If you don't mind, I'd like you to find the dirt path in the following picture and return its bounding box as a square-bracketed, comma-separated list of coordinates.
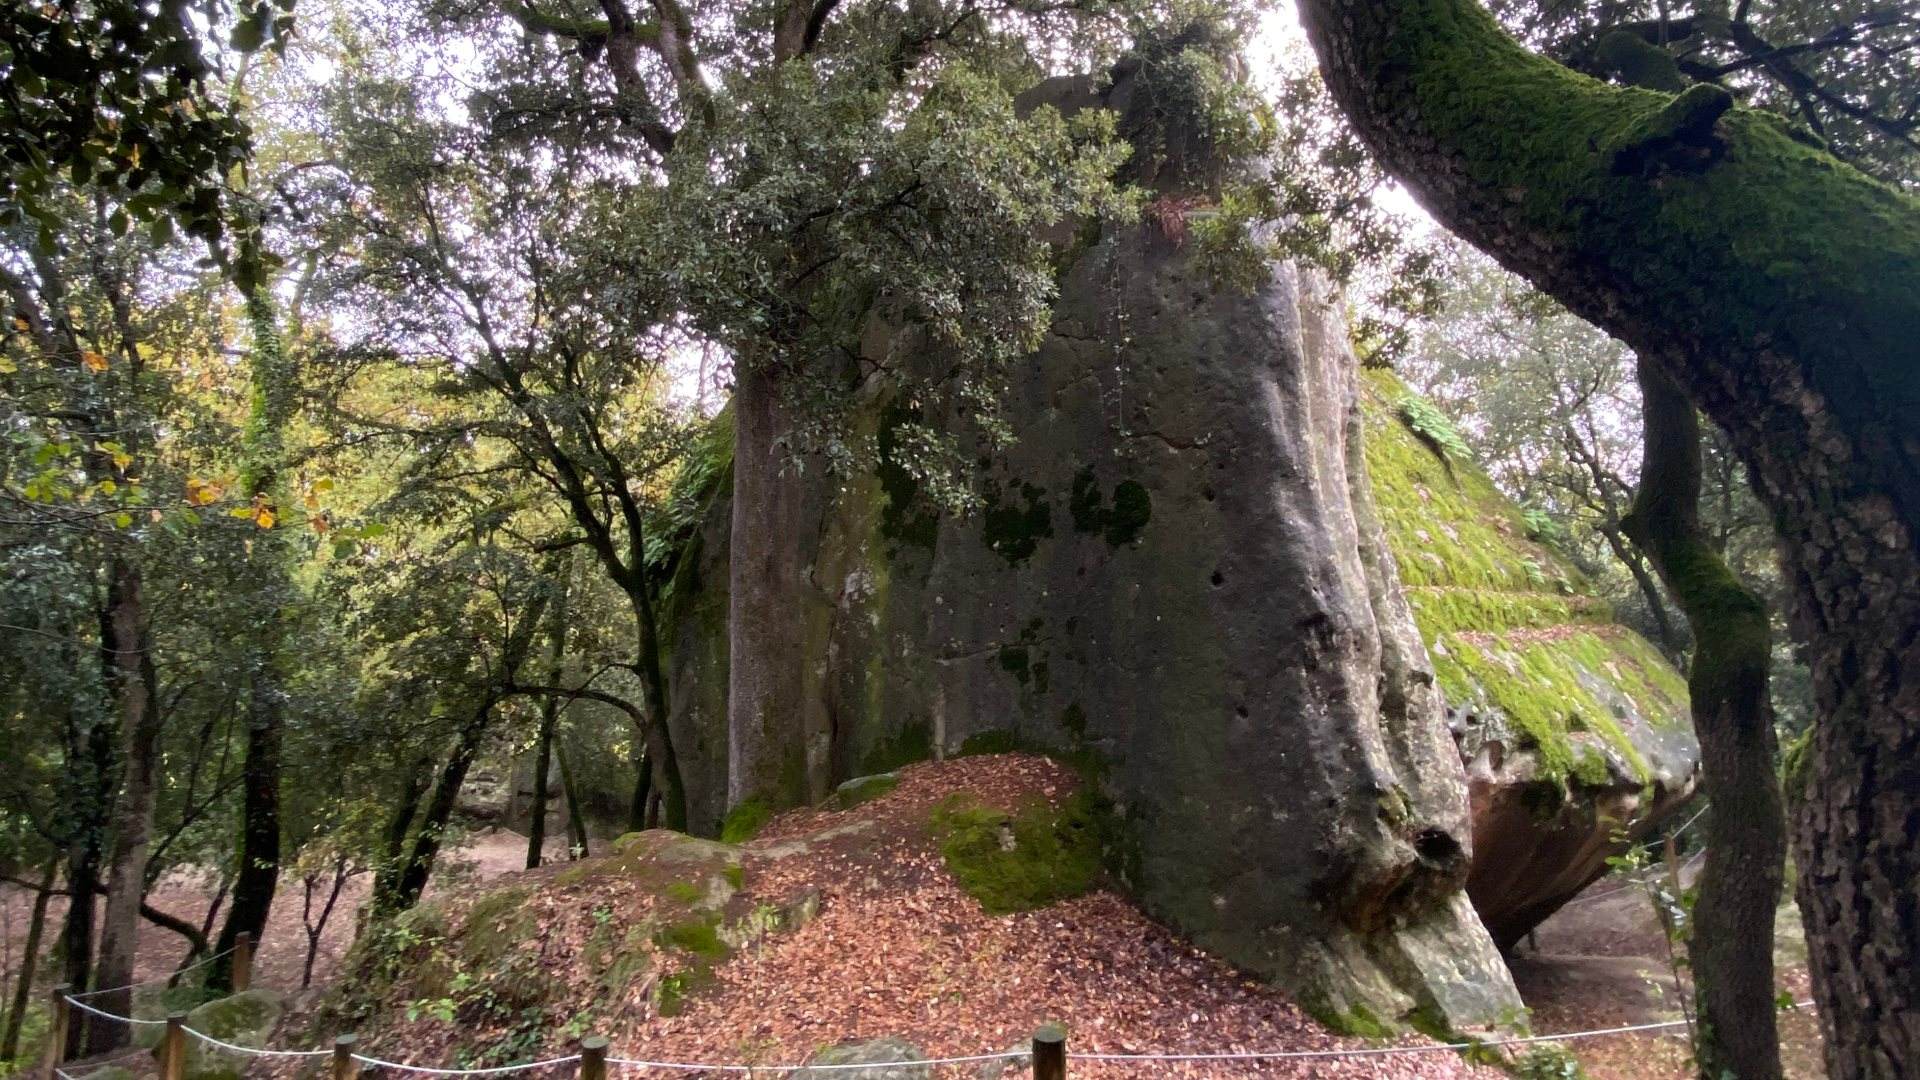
[0, 830, 552, 1000]
[1513, 874, 1826, 1078]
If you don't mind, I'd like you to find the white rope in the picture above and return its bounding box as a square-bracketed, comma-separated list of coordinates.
[351, 1053, 585, 1075]
[183, 1025, 334, 1058]
[68, 947, 236, 1000]
[605, 1050, 1027, 1073]
[1065, 1000, 1816, 1063]
[62, 996, 167, 1027]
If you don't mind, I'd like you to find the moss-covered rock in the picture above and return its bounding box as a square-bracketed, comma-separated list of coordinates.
[182, 989, 284, 1080]
[1359, 367, 1699, 946]
[930, 792, 1103, 914]
[825, 772, 901, 811]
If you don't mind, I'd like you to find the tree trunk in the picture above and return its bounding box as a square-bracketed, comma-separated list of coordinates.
[1622, 360, 1785, 1080]
[211, 291, 298, 991]
[389, 714, 489, 914]
[1, 860, 56, 1061]
[556, 747, 590, 857]
[725, 362, 827, 812]
[630, 584, 686, 830]
[89, 559, 159, 1054]
[1598, 521, 1686, 660]
[1294, 3, 1920, 1072]
[368, 758, 432, 921]
[526, 561, 571, 869]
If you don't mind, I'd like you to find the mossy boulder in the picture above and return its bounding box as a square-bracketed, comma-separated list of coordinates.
[825, 772, 900, 811]
[794, 1037, 932, 1079]
[1359, 367, 1700, 947]
[182, 989, 285, 1080]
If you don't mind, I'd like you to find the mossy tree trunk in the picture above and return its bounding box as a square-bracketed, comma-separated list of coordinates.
[1622, 360, 1785, 1080]
[1, 859, 56, 1061]
[211, 291, 298, 992]
[1294, 2, 1920, 1073]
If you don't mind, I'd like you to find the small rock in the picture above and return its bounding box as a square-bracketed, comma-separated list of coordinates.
[789, 1037, 930, 1079]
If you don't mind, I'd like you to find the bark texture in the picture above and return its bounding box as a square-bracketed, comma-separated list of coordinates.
[1623, 360, 1784, 1080]
[88, 560, 158, 1053]
[1293, 2, 1920, 1073]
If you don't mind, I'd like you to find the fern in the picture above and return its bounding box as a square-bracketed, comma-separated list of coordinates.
[1395, 394, 1471, 463]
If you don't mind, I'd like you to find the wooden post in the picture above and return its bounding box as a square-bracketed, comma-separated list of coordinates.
[1031, 1024, 1065, 1080]
[580, 1036, 608, 1080]
[41, 985, 69, 1080]
[159, 1013, 188, 1080]
[233, 932, 254, 993]
[332, 1034, 359, 1080]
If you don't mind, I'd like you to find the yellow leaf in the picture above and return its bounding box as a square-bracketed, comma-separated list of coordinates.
[81, 350, 109, 372]
[309, 514, 330, 535]
[229, 507, 256, 519]
[0, 357, 17, 373]
[254, 507, 276, 529]
[97, 478, 117, 496]
[111, 450, 132, 470]
[186, 477, 223, 506]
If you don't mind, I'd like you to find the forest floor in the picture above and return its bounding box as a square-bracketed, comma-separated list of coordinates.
[3, 755, 1827, 1078]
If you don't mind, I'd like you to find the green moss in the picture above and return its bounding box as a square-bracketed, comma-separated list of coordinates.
[958, 729, 1021, 756]
[859, 721, 932, 775]
[720, 799, 773, 844]
[1360, 369, 1689, 786]
[657, 915, 729, 960]
[1059, 702, 1088, 740]
[663, 881, 703, 904]
[979, 479, 1052, 564]
[826, 772, 901, 810]
[723, 864, 745, 890]
[654, 969, 712, 1017]
[459, 886, 536, 967]
[930, 790, 1103, 914]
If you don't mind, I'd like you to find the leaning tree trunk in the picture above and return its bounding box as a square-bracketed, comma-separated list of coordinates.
[1295, 3, 1920, 1073]
[211, 291, 298, 992]
[1622, 360, 1785, 1080]
[89, 560, 159, 1054]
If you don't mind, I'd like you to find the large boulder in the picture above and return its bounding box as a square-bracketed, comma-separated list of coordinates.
[658, 154, 1522, 1033]
[1356, 368, 1699, 947]
[650, 48, 1691, 1030]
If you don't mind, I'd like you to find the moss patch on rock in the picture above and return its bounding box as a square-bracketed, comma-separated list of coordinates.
[930, 790, 1103, 913]
[827, 772, 901, 810]
[1360, 368, 1689, 787]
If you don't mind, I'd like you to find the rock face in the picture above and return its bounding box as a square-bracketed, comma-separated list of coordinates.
[657, 105, 1521, 1030]
[650, 57, 1694, 1032]
[1356, 369, 1699, 948]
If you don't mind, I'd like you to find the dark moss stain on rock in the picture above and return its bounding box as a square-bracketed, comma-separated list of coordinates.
[1060, 701, 1088, 740]
[980, 479, 1052, 564]
[998, 645, 1032, 685]
[859, 721, 932, 776]
[1069, 466, 1153, 547]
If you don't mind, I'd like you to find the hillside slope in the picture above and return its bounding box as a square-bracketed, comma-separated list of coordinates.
[317, 755, 1503, 1079]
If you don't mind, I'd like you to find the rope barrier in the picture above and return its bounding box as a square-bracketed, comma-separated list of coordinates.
[62, 995, 167, 1027]
[67, 947, 236, 1000]
[1063, 1001, 1816, 1063]
[350, 1053, 586, 1075]
[603, 1050, 1028, 1073]
[182, 1025, 334, 1059]
[94, 1003, 1818, 1073]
